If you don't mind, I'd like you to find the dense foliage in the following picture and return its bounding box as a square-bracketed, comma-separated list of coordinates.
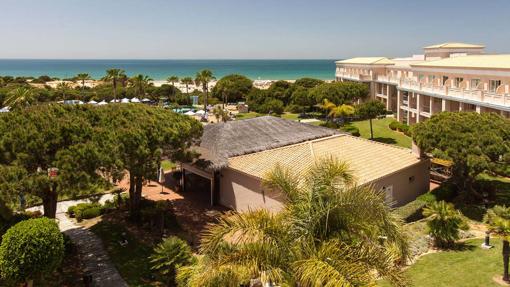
[412, 112, 510, 195]
[0, 104, 202, 218]
[485, 205, 510, 281]
[0, 217, 64, 284]
[356, 100, 388, 139]
[150, 236, 194, 285]
[177, 158, 409, 286]
[211, 74, 253, 103]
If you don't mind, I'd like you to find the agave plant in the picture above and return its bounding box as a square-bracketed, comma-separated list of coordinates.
[177, 157, 410, 286]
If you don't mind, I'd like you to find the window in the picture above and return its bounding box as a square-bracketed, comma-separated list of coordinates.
[442, 76, 449, 85]
[470, 79, 481, 89]
[489, 80, 502, 93]
[409, 176, 415, 183]
[454, 77, 464, 88]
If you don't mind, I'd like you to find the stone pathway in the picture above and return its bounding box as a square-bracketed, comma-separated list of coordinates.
[29, 194, 128, 287]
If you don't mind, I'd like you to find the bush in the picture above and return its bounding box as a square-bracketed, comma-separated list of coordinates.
[0, 218, 64, 284]
[320, 121, 340, 129]
[389, 120, 400, 131]
[150, 236, 194, 285]
[397, 123, 410, 136]
[393, 199, 428, 223]
[68, 202, 102, 221]
[341, 125, 360, 137]
[423, 201, 467, 248]
[80, 207, 102, 220]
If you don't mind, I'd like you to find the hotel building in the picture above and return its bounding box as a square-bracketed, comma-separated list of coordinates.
[335, 43, 510, 124]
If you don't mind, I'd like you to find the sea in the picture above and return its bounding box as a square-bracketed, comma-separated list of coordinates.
[0, 59, 336, 81]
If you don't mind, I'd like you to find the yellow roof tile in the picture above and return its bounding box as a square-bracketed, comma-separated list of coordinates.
[336, 57, 394, 65]
[228, 135, 421, 185]
[424, 42, 485, 49]
[412, 54, 510, 69]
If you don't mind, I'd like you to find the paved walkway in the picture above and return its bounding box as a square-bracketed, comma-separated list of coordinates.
[29, 194, 128, 287]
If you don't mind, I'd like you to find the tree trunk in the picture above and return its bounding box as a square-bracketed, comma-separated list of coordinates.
[128, 173, 136, 208]
[504, 240, 510, 282]
[113, 79, 117, 102]
[43, 189, 58, 218]
[369, 118, 374, 140]
[204, 84, 208, 111]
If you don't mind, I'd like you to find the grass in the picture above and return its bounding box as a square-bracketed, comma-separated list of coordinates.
[161, 159, 176, 171]
[90, 221, 160, 287]
[234, 111, 263, 120]
[345, 117, 412, 148]
[379, 238, 504, 287]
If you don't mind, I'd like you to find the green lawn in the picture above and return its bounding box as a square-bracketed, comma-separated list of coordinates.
[90, 221, 159, 287]
[234, 112, 263, 120]
[346, 117, 412, 148]
[379, 238, 504, 287]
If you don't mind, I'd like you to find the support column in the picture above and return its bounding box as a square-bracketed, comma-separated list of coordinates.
[429, 96, 434, 115]
[441, 99, 450, 112]
[397, 90, 402, 122]
[416, 93, 421, 123]
[476, 105, 481, 113]
[459, 102, 463, 111]
[386, 84, 390, 110]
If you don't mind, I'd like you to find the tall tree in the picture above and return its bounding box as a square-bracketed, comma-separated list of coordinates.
[104, 68, 126, 102]
[485, 205, 510, 282]
[130, 74, 153, 98]
[167, 76, 179, 87]
[211, 74, 253, 104]
[4, 87, 35, 110]
[320, 99, 355, 123]
[412, 112, 510, 195]
[75, 73, 91, 94]
[356, 100, 387, 140]
[56, 82, 72, 101]
[0, 105, 113, 218]
[194, 70, 215, 110]
[180, 77, 194, 105]
[178, 158, 409, 286]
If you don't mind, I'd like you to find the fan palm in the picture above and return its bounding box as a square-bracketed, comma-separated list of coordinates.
[167, 76, 179, 87]
[5, 87, 36, 110]
[485, 205, 510, 282]
[150, 236, 194, 286]
[130, 74, 153, 98]
[179, 158, 409, 286]
[422, 201, 466, 248]
[104, 68, 126, 102]
[195, 70, 215, 110]
[75, 73, 91, 94]
[181, 77, 194, 105]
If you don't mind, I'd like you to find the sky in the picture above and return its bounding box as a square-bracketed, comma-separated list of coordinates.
[1, 0, 509, 59]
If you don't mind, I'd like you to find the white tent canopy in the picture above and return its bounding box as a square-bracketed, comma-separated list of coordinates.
[88, 100, 98, 105]
[141, 98, 151, 103]
[184, 110, 196, 116]
[97, 100, 108, 105]
[110, 99, 119, 103]
[121, 98, 130, 103]
[195, 110, 206, 115]
[130, 97, 141, 103]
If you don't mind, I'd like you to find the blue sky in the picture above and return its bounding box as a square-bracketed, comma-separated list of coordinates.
[1, 0, 509, 59]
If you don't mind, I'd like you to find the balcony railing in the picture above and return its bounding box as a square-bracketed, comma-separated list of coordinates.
[399, 79, 510, 107]
[336, 72, 373, 81]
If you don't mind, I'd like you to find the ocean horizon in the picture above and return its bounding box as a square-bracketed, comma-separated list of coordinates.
[0, 59, 337, 81]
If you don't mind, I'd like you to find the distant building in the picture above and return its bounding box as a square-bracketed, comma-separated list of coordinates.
[181, 117, 429, 211]
[335, 43, 510, 124]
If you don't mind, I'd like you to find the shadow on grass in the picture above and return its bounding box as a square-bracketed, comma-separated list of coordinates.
[373, 137, 397, 145]
[450, 241, 477, 252]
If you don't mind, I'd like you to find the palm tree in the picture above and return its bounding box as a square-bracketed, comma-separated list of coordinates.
[212, 106, 230, 123]
[423, 201, 466, 248]
[75, 73, 91, 94]
[167, 75, 179, 87]
[130, 74, 153, 98]
[104, 68, 126, 102]
[194, 70, 215, 110]
[180, 77, 193, 95]
[320, 99, 354, 124]
[178, 158, 409, 286]
[485, 205, 510, 282]
[56, 82, 72, 101]
[5, 87, 36, 110]
[150, 236, 193, 286]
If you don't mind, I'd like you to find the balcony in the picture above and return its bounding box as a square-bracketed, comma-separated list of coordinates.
[336, 72, 373, 82]
[398, 79, 510, 108]
[376, 75, 400, 84]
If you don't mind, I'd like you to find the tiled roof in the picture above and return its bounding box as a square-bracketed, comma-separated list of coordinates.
[424, 42, 485, 49]
[228, 135, 422, 185]
[411, 54, 510, 69]
[335, 57, 394, 65]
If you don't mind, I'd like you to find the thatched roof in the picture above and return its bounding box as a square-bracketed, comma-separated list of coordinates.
[197, 116, 341, 169]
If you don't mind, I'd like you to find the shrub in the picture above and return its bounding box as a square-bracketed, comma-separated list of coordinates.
[320, 121, 340, 129]
[69, 202, 102, 221]
[80, 207, 102, 220]
[0, 218, 64, 284]
[393, 199, 428, 223]
[341, 125, 360, 137]
[389, 120, 400, 131]
[423, 201, 467, 248]
[150, 236, 194, 285]
[397, 123, 410, 136]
